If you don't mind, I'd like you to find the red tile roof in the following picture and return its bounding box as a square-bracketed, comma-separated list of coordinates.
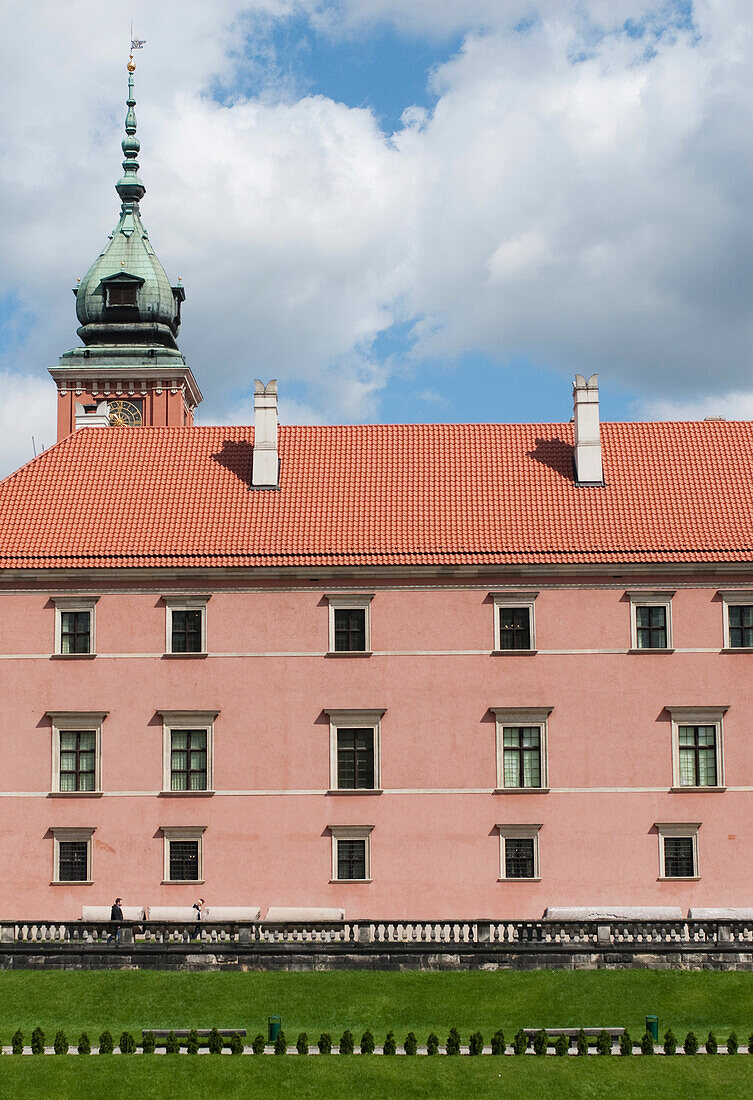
[0, 421, 752, 569]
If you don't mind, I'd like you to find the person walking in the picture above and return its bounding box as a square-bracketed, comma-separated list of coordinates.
[193, 898, 205, 938]
[109, 897, 124, 944]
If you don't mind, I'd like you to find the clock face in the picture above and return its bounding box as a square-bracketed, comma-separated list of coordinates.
[109, 399, 143, 427]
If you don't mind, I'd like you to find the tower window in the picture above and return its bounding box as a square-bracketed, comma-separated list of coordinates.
[106, 284, 138, 307]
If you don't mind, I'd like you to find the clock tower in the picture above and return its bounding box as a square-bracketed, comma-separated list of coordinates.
[49, 58, 202, 438]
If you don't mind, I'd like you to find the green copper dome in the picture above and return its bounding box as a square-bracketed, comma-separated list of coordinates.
[75, 68, 184, 350]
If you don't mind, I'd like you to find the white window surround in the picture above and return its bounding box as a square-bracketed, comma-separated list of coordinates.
[161, 825, 206, 883]
[655, 821, 701, 880]
[329, 825, 374, 882]
[491, 707, 552, 792]
[51, 826, 95, 884]
[52, 596, 99, 656]
[496, 823, 542, 881]
[326, 593, 374, 654]
[719, 591, 753, 650]
[627, 590, 675, 651]
[163, 595, 210, 655]
[47, 711, 107, 796]
[667, 706, 728, 791]
[324, 709, 384, 793]
[158, 710, 218, 795]
[490, 592, 538, 653]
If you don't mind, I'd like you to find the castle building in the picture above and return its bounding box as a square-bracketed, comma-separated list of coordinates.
[1, 65, 752, 921]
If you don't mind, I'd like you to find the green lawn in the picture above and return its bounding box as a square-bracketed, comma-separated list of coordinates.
[0, 969, 751, 1041]
[2, 1057, 753, 1100]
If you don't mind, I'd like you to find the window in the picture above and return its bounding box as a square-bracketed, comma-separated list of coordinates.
[326, 594, 373, 654]
[52, 827, 94, 883]
[159, 711, 217, 794]
[668, 707, 726, 790]
[492, 708, 551, 791]
[164, 596, 210, 655]
[491, 593, 538, 653]
[162, 826, 205, 883]
[106, 283, 138, 306]
[329, 826, 373, 881]
[720, 592, 753, 649]
[628, 592, 674, 650]
[325, 710, 384, 792]
[656, 823, 700, 879]
[53, 596, 98, 656]
[497, 824, 541, 880]
[48, 711, 106, 795]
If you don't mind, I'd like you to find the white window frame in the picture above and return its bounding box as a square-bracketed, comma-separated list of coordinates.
[491, 592, 538, 653]
[719, 591, 753, 651]
[161, 825, 206, 884]
[491, 707, 552, 791]
[158, 710, 218, 794]
[326, 594, 374, 654]
[329, 825, 374, 882]
[497, 823, 542, 881]
[656, 822, 700, 880]
[667, 706, 727, 791]
[163, 595, 210, 655]
[52, 826, 95, 884]
[48, 711, 107, 795]
[53, 596, 99, 656]
[325, 709, 384, 793]
[627, 590, 675, 651]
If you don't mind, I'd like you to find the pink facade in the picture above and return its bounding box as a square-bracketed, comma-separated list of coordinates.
[1, 574, 751, 920]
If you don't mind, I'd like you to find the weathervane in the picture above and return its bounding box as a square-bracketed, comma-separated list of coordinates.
[129, 22, 146, 70]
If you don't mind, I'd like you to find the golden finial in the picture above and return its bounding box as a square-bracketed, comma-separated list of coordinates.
[127, 54, 136, 73]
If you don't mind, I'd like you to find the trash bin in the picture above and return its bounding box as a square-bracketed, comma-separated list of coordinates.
[645, 1015, 659, 1042]
[268, 1016, 282, 1043]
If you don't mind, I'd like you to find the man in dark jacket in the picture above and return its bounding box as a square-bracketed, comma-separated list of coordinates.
[109, 898, 124, 944]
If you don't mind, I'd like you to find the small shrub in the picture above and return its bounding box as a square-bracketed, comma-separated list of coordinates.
[705, 1031, 718, 1055]
[663, 1029, 677, 1056]
[141, 1031, 155, 1054]
[404, 1032, 418, 1056]
[576, 1030, 589, 1056]
[11, 1029, 23, 1055]
[120, 1030, 136, 1054]
[186, 1029, 199, 1055]
[78, 1032, 91, 1056]
[684, 1031, 699, 1055]
[426, 1032, 439, 1056]
[383, 1031, 397, 1055]
[229, 1033, 243, 1055]
[98, 1030, 114, 1055]
[619, 1031, 633, 1056]
[748, 1032, 753, 1053]
[469, 1031, 484, 1056]
[252, 1033, 266, 1055]
[533, 1029, 548, 1056]
[53, 1030, 68, 1055]
[491, 1029, 505, 1055]
[596, 1030, 612, 1056]
[727, 1031, 738, 1055]
[164, 1031, 179, 1054]
[512, 1028, 528, 1055]
[641, 1032, 654, 1055]
[31, 1027, 45, 1055]
[318, 1032, 332, 1055]
[555, 1034, 569, 1056]
[274, 1029, 287, 1055]
[296, 1032, 308, 1055]
[208, 1027, 223, 1055]
[339, 1029, 354, 1055]
[445, 1028, 460, 1055]
[360, 1029, 375, 1054]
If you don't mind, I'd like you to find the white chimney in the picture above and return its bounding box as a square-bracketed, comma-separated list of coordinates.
[252, 379, 279, 488]
[572, 374, 603, 484]
[75, 400, 110, 430]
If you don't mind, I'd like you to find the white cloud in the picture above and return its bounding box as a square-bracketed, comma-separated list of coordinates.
[0, 372, 56, 479]
[640, 391, 753, 421]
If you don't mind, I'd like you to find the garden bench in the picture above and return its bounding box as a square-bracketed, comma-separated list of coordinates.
[142, 1029, 246, 1038]
[523, 1027, 625, 1040]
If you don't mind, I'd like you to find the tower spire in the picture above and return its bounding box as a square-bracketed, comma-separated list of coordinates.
[116, 56, 146, 222]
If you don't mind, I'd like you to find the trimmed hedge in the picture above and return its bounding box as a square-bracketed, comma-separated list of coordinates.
[663, 1029, 677, 1056]
[426, 1032, 439, 1056]
[78, 1032, 91, 1056]
[98, 1030, 114, 1055]
[727, 1031, 738, 1055]
[576, 1030, 589, 1056]
[228, 1033, 243, 1055]
[252, 1033, 266, 1055]
[555, 1034, 569, 1056]
[491, 1029, 505, 1055]
[12, 1029, 23, 1055]
[533, 1029, 548, 1056]
[31, 1027, 45, 1055]
[404, 1032, 418, 1056]
[339, 1029, 354, 1055]
[360, 1029, 375, 1054]
[208, 1027, 223, 1054]
[296, 1032, 309, 1055]
[53, 1030, 68, 1055]
[164, 1031, 179, 1054]
[141, 1031, 156, 1054]
[684, 1031, 699, 1055]
[120, 1030, 136, 1054]
[706, 1031, 718, 1055]
[513, 1028, 528, 1055]
[318, 1032, 332, 1055]
[383, 1031, 397, 1055]
[619, 1031, 633, 1056]
[469, 1031, 484, 1056]
[274, 1029, 287, 1055]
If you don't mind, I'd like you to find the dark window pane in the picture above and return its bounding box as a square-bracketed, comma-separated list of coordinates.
[499, 607, 531, 650]
[59, 840, 88, 882]
[60, 610, 91, 654]
[336, 728, 375, 789]
[107, 284, 138, 306]
[334, 608, 367, 652]
[636, 605, 667, 649]
[170, 729, 207, 791]
[58, 729, 97, 792]
[663, 836, 695, 877]
[337, 839, 366, 880]
[729, 605, 753, 648]
[505, 838, 535, 878]
[169, 840, 199, 881]
[171, 609, 203, 653]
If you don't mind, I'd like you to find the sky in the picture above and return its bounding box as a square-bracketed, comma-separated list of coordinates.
[0, 0, 751, 476]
